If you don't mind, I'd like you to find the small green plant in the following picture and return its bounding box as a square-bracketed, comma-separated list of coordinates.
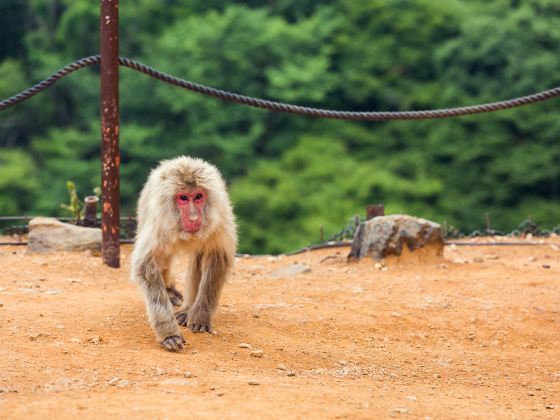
[60, 181, 83, 223]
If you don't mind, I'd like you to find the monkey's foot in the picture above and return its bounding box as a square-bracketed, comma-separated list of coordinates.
[175, 309, 212, 333]
[166, 285, 183, 307]
[160, 334, 186, 351]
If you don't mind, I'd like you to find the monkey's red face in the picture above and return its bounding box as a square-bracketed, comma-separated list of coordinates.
[176, 189, 206, 234]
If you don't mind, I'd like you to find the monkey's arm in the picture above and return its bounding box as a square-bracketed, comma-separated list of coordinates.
[137, 254, 185, 351]
[179, 250, 231, 333]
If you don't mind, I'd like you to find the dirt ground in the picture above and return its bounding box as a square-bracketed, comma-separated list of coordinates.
[0, 236, 559, 419]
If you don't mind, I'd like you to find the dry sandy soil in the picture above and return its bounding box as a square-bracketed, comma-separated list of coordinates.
[0, 237, 559, 419]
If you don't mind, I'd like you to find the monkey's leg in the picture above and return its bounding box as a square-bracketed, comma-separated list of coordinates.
[176, 253, 202, 326]
[187, 250, 228, 333]
[139, 257, 185, 351]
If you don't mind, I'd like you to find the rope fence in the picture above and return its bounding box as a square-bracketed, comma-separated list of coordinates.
[2, 40, 559, 266]
[1, 55, 559, 120]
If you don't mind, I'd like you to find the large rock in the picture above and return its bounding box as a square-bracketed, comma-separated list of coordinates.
[28, 217, 102, 253]
[349, 215, 443, 260]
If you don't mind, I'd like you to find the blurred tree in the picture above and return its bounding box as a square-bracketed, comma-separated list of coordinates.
[0, 0, 558, 252]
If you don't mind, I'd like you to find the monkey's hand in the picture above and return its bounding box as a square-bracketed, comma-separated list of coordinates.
[166, 285, 183, 307]
[175, 307, 212, 333]
[160, 334, 186, 351]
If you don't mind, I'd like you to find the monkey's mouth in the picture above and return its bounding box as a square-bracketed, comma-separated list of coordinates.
[181, 220, 202, 234]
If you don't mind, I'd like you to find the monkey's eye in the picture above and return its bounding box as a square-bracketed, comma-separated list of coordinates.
[194, 193, 204, 201]
[179, 195, 189, 202]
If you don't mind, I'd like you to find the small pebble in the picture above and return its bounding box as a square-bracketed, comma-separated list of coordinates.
[391, 312, 402, 318]
[69, 337, 81, 343]
[117, 380, 129, 388]
[277, 364, 287, 371]
[89, 335, 102, 344]
[0, 302, 4, 308]
[485, 254, 499, 260]
[472, 257, 484, 263]
[238, 343, 251, 349]
[542, 264, 551, 269]
[217, 392, 225, 397]
[545, 404, 555, 410]
[528, 256, 537, 262]
[154, 367, 166, 376]
[248, 380, 260, 386]
[250, 350, 264, 358]
[183, 371, 192, 378]
[287, 372, 296, 377]
[107, 377, 120, 386]
[253, 314, 260, 318]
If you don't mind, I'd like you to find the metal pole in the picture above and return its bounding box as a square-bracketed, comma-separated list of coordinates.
[82, 196, 100, 227]
[366, 204, 385, 220]
[100, 0, 120, 268]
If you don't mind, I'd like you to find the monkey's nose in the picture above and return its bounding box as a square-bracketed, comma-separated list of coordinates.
[189, 215, 198, 222]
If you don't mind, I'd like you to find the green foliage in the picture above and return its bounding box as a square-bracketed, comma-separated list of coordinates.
[0, 150, 39, 214]
[60, 180, 83, 222]
[0, 0, 558, 253]
[231, 137, 442, 253]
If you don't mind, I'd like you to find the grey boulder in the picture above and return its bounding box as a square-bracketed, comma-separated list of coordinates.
[349, 215, 443, 260]
[28, 217, 102, 253]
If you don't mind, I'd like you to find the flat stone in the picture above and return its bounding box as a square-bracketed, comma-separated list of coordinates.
[269, 263, 311, 278]
[349, 215, 444, 260]
[28, 217, 101, 253]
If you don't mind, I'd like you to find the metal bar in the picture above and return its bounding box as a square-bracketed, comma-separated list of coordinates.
[0, 216, 135, 221]
[366, 204, 385, 220]
[100, 0, 120, 268]
[0, 239, 135, 247]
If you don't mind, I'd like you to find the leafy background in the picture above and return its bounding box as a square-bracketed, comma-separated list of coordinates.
[1, 0, 559, 253]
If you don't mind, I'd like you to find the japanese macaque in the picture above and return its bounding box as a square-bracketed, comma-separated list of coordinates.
[130, 156, 237, 351]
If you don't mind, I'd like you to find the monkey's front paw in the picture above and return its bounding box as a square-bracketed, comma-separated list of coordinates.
[160, 334, 186, 351]
[166, 285, 183, 307]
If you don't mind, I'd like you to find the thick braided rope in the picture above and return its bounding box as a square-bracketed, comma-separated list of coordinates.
[0, 56, 101, 110]
[2, 55, 559, 120]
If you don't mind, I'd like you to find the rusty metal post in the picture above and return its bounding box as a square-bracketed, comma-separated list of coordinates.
[100, 0, 120, 268]
[366, 204, 385, 220]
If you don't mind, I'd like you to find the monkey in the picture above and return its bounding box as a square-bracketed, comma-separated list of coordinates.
[130, 156, 237, 351]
